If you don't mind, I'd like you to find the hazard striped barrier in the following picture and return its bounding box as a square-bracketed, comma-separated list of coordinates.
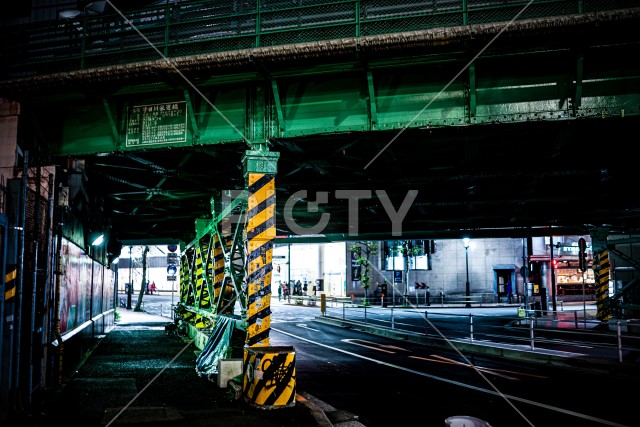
[4, 268, 16, 300]
[243, 346, 296, 408]
[593, 249, 611, 321]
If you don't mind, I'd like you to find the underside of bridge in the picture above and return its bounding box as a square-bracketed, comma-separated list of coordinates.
[2, 2, 640, 411]
[2, 5, 640, 248]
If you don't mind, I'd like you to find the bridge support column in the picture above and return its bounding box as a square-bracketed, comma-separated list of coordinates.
[241, 148, 295, 408]
[242, 148, 279, 346]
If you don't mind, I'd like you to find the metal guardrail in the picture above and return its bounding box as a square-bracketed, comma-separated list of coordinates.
[0, 0, 634, 79]
[319, 300, 640, 363]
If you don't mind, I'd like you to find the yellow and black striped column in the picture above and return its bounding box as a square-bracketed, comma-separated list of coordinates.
[593, 249, 611, 321]
[242, 149, 279, 348]
[244, 167, 277, 347]
[240, 147, 296, 408]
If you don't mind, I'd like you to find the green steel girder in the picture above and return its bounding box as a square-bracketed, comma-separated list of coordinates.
[366, 70, 378, 129]
[101, 99, 119, 145]
[223, 206, 248, 312]
[175, 167, 283, 348]
[178, 191, 250, 337]
[5, 3, 640, 247]
[608, 247, 640, 272]
[4, 0, 629, 86]
[12, 5, 635, 158]
[47, 55, 640, 157]
[184, 89, 200, 140]
[271, 80, 285, 134]
[468, 63, 476, 118]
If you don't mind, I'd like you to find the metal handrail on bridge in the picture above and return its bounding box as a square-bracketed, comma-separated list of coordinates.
[0, 0, 630, 79]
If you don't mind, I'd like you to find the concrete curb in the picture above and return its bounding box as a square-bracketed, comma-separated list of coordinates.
[296, 393, 334, 427]
[297, 392, 366, 427]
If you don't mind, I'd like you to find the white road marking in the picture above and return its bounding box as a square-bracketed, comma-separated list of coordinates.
[297, 323, 320, 331]
[271, 326, 629, 427]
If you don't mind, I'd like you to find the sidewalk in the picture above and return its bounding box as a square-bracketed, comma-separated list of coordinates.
[28, 308, 344, 427]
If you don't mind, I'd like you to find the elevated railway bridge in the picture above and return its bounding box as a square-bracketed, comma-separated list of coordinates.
[1, 0, 640, 418]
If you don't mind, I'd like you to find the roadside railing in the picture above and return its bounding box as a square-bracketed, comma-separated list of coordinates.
[319, 300, 640, 363]
[334, 293, 516, 308]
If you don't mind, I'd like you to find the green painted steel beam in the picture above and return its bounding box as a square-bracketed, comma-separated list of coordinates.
[574, 54, 584, 112]
[271, 80, 285, 134]
[102, 99, 119, 146]
[184, 191, 247, 253]
[21, 5, 640, 159]
[468, 63, 476, 118]
[184, 89, 200, 140]
[366, 71, 377, 129]
[243, 149, 279, 177]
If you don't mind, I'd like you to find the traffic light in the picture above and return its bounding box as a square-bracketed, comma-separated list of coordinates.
[552, 259, 558, 269]
[578, 238, 587, 272]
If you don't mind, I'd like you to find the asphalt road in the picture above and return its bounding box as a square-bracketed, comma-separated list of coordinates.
[138, 293, 637, 426]
[269, 309, 637, 427]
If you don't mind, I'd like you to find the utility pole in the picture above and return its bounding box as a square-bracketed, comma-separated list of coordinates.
[127, 246, 133, 309]
[550, 236, 557, 313]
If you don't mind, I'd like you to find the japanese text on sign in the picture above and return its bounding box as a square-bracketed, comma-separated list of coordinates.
[126, 102, 187, 147]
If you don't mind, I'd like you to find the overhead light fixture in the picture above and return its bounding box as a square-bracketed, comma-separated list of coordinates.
[91, 234, 104, 246]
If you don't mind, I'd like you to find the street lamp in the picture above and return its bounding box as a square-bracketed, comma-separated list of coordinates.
[127, 246, 133, 309]
[463, 238, 471, 308]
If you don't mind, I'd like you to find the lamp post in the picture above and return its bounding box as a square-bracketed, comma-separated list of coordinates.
[463, 238, 471, 308]
[127, 246, 133, 309]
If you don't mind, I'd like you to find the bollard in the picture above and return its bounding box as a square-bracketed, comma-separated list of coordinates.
[529, 316, 535, 350]
[243, 346, 296, 409]
[617, 322, 623, 363]
[424, 311, 429, 335]
[391, 307, 395, 330]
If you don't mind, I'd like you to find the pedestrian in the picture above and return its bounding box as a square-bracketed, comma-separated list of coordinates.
[425, 285, 431, 306]
[278, 282, 282, 301]
[150, 281, 157, 295]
